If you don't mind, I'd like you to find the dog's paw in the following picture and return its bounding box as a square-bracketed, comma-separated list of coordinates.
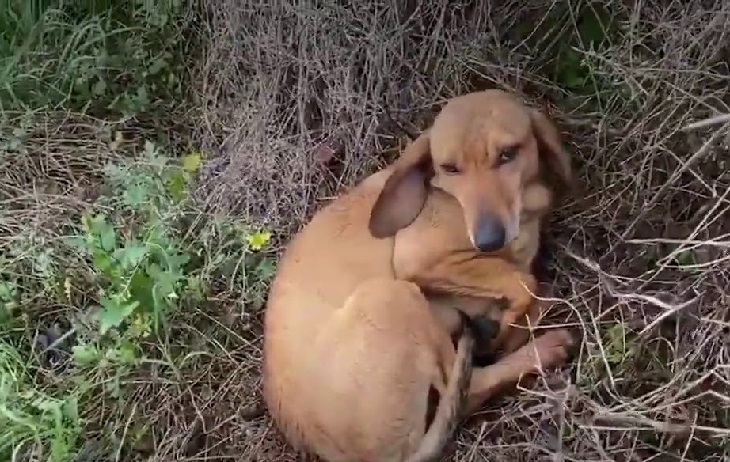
[521, 329, 576, 373]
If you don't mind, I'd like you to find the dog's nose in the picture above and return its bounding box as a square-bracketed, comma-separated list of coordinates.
[473, 216, 506, 252]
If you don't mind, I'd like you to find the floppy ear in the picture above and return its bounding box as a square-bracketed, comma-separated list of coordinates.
[529, 109, 574, 192]
[369, 132, 433, 238]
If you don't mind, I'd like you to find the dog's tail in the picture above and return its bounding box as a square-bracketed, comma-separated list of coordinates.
[404, 310, 477, 462]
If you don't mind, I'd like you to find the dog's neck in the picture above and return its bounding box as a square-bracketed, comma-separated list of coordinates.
[507, 181, 554, 273]
[506, 216, 544, 273]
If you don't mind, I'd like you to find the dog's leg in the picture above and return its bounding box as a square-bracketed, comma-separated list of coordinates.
[464, 329, 575, 415]
[305, 277, 491, 462]
[498, 227, 556, 356]
[498, 296, 545, 356]
[498, 280, 560, 356]
[410, 253, 538, 352]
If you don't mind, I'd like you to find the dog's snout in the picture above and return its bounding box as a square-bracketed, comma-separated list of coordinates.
[473, 215, 506, 252]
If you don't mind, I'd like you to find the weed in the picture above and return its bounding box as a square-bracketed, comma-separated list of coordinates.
[0, 140, 274, 460]
[0, 1, 278, 460]
[0, 0, 192, 118]
[0, 336, 82, 462]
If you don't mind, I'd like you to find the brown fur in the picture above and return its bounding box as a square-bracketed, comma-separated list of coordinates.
[405, 310, 475, 462]
[263, 90, 576, 462]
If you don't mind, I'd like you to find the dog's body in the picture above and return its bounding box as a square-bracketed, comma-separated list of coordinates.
[263, 90, 576, 462]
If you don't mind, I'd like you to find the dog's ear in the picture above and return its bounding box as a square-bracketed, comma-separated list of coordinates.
[529, 109, 574, 192]
[369, 132, 433, 238]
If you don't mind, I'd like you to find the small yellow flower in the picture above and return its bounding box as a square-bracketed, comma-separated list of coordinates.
[246, 230, 272, 251]
[182, 151, 202, 172]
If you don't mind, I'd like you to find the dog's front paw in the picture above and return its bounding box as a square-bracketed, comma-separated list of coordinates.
[520, 329, 576, 373]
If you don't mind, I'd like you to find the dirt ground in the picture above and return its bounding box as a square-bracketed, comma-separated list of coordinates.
[101, 0, 730, 460]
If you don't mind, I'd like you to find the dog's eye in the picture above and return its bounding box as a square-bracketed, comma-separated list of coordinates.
[497, 146, 520, 165]
[440, 163, 461, 174]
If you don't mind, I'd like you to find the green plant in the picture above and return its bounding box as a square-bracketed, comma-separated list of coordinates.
[554, 2, 614, 91]
[0, 0, 191, 117]
[0, 137, 275, 459]
[0, 1, 217, 459]
[0, 337, 83, 462]
[0, 275, 19, 326]
[64, 142, 274, 368]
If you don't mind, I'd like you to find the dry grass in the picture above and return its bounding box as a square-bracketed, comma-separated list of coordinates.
[1, 0, 729, 461]
[191, 0, 730, 460]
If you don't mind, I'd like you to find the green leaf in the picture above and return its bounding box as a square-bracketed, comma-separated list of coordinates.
[80, 214, 92, 234]
[97, 220, 117, 252]
[72, 344, 100, 366]
[124, 182, 148, 207]
[166, 252, 190, 272]
[148, 58, 167, 75]
[129, 270, 155, 311]
[97, 298, 139, 335]
[556, 48, 588, 90]
[605, 323, 628, 365]
[130, 313, 153, 338]
[92, 79, 107, 96]
[0, 280, 18, 301]
[61, 397, 80, 425]
[254, 257, 276, 280]
[65, 236, 86, 250]
[166, 171, 188, 202]
[118, 244, 148, 269]
[676, 250, 696, 267]
[92, 250, 113, 273]
[564, 74, 587, 89]
[186, 275, 206, 301]
[578, 5, 610, 49]
[111, 341, 139, 365]
[150, 266, 181, 300]
[136, 85, 149, 105]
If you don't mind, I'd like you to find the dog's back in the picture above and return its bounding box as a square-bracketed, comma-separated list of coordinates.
[263, 168, 398, 450]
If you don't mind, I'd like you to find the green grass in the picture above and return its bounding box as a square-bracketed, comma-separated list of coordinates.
[1, 144, 275, 460]
[0, 2, 275, 460]
[508, 0, 635, 114]
[0, 0, 193, 117]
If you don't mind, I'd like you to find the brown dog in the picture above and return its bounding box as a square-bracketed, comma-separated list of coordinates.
[263, 90, 575, 462]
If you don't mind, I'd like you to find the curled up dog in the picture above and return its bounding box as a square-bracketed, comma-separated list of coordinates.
[263, 90, 577, 462]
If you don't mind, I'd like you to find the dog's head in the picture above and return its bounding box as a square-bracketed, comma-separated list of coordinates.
[369, 90, 572, 252]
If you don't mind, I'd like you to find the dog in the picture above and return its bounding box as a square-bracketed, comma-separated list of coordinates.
[263, 89, 576, 462]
